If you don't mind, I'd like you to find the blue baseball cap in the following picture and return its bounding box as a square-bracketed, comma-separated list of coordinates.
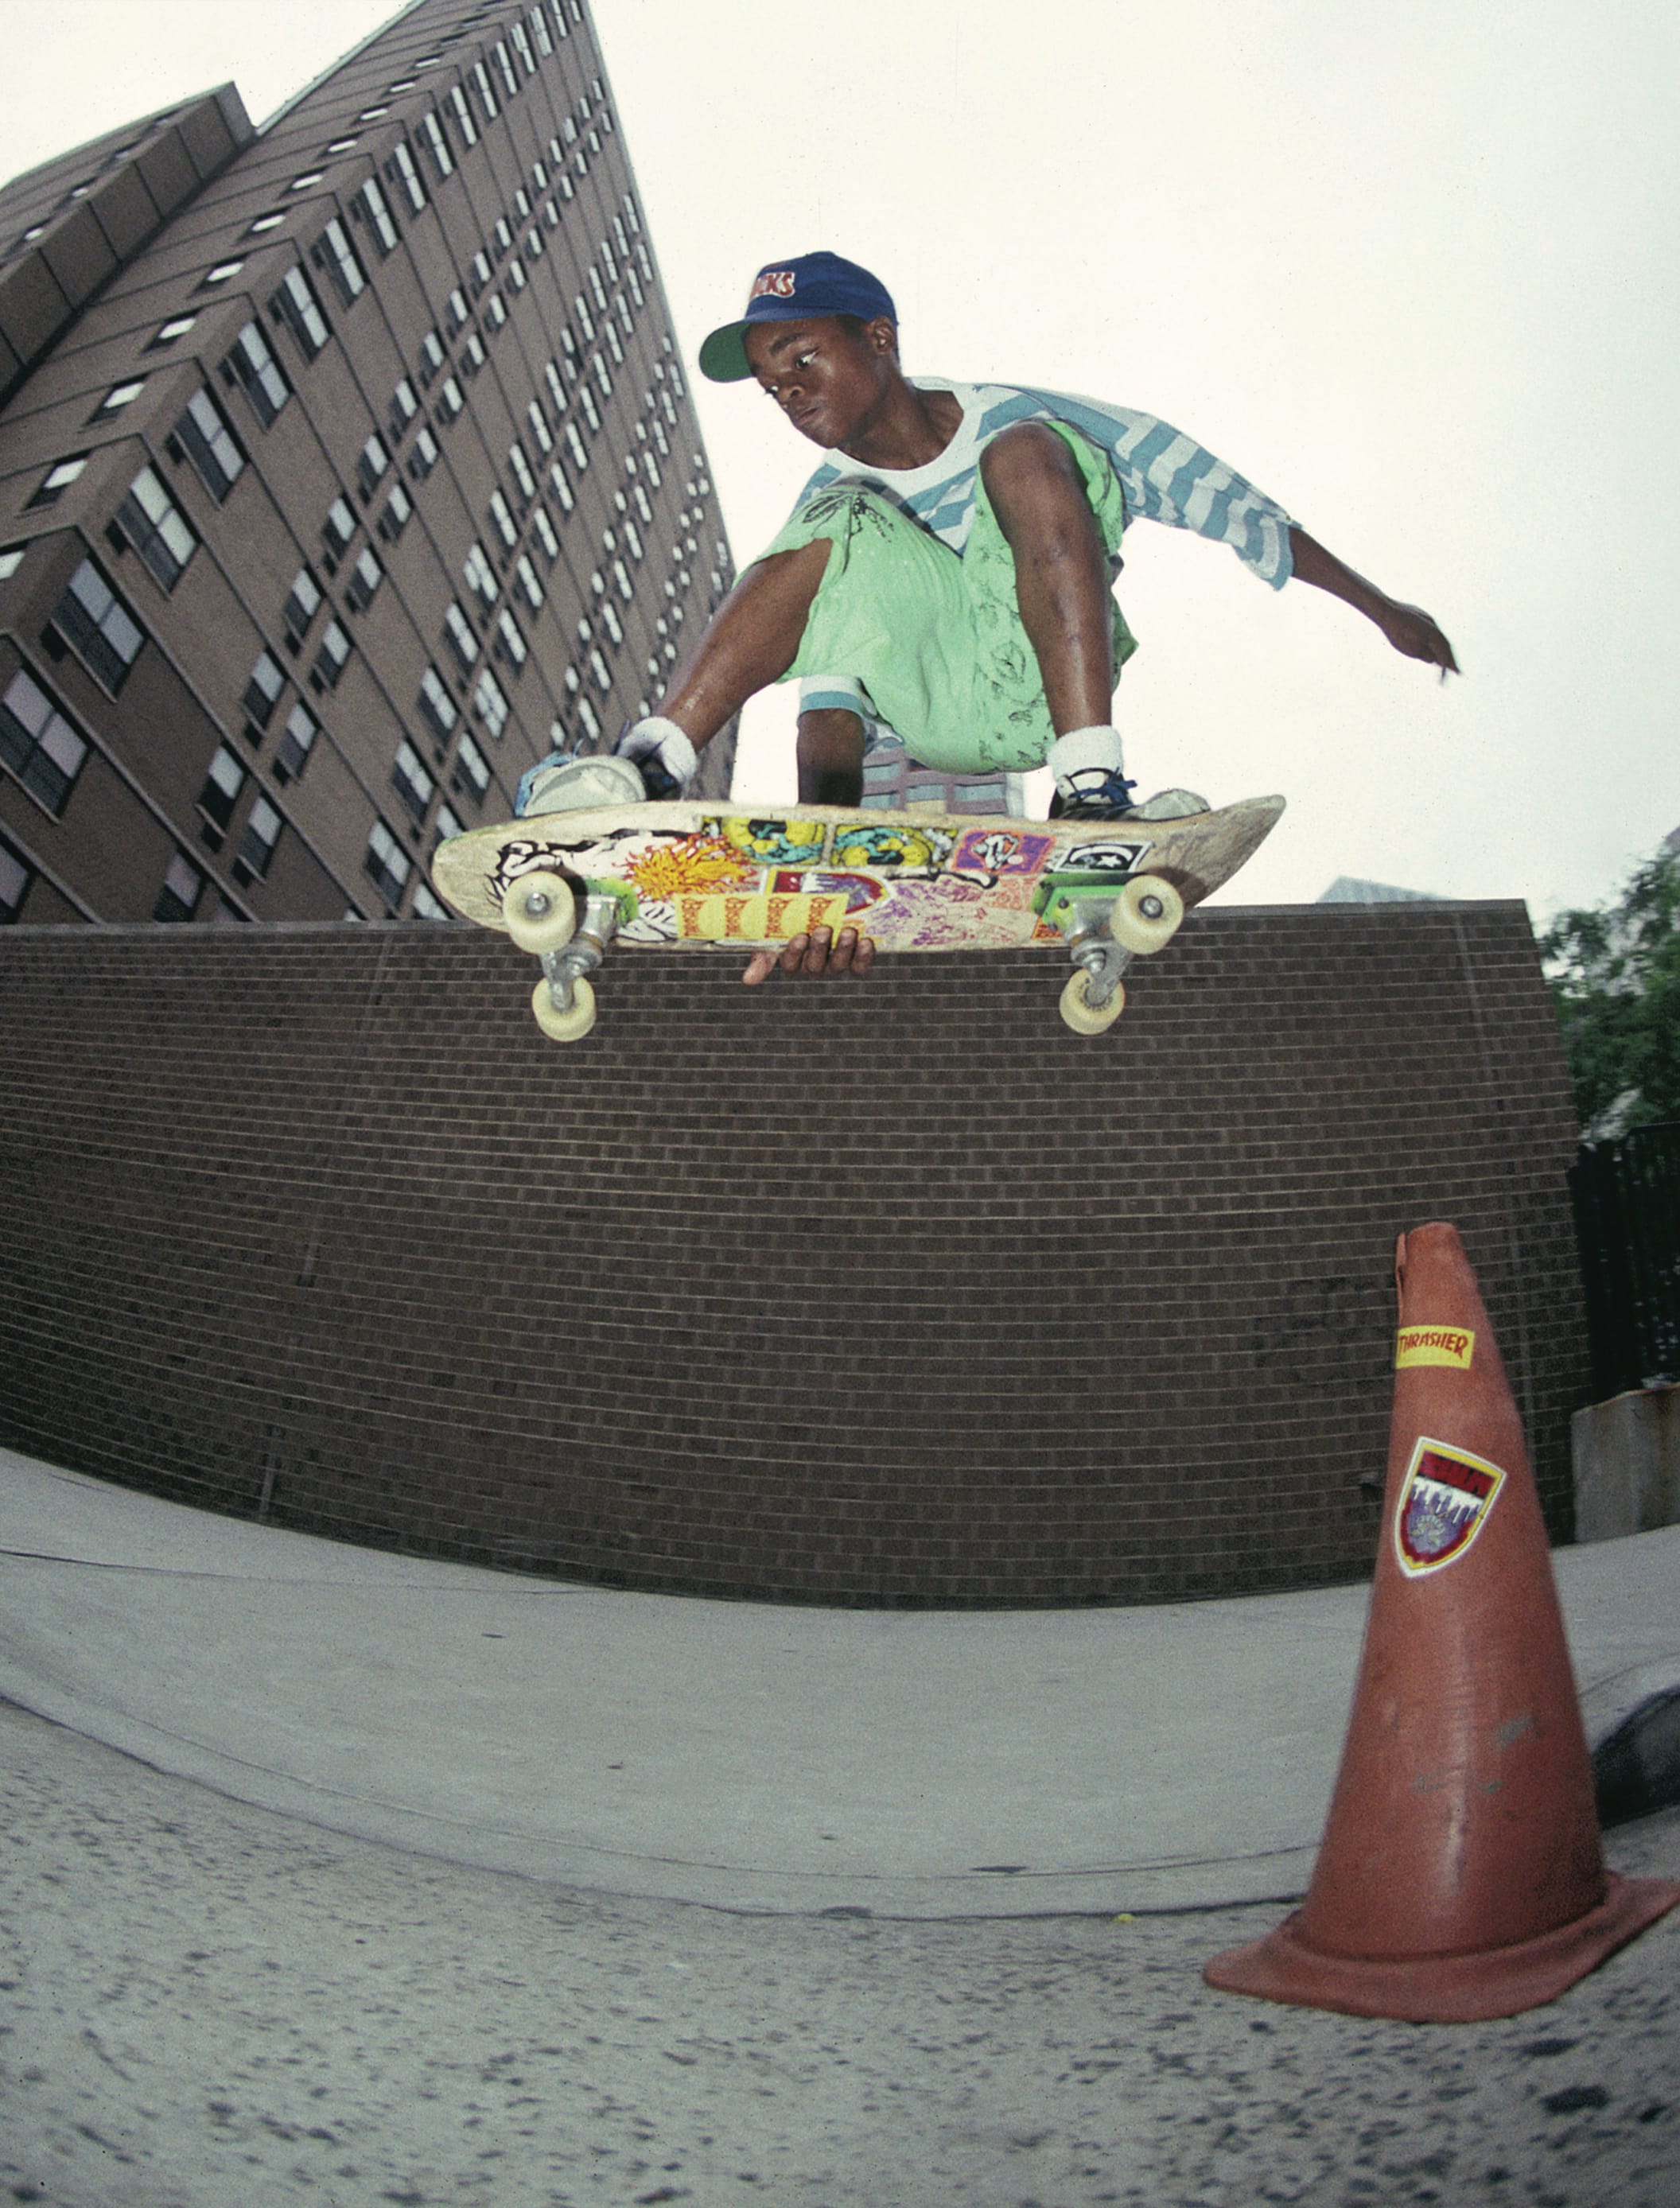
[698, 252, 897, 383]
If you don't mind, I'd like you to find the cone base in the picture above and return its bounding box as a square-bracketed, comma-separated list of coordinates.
[1204, 1872, 1680, 2023]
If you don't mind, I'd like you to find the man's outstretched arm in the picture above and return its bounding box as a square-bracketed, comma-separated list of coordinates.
[1287, 526, 1459, 674]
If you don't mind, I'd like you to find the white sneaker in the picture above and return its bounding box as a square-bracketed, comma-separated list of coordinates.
[517, 752, 647, 816]
[1131, 787, 1210, 819]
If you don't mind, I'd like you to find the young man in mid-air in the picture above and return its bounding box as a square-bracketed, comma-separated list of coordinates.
[519, 252, 1456, 983]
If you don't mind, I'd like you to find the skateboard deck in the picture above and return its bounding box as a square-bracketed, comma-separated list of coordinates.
[431, 793, 1284, 1039]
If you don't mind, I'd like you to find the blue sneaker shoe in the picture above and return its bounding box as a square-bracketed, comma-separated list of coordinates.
[1048, 769, 1139, 820]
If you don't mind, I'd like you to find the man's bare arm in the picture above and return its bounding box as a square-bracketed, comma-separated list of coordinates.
[1287, 525, 1459, 675]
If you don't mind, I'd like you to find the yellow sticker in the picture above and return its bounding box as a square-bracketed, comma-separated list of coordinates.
[1395, 1325, 1476, 1371]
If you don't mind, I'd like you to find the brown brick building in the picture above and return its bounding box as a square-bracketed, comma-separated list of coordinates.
[0, 0, 736, 930]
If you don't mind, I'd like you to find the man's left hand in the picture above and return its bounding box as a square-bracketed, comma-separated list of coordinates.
[741, 926, 877, 986]
[1378, 601, 1459, 677]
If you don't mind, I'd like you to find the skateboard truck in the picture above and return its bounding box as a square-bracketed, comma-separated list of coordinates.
[1034, 871, 1185, 1035]
[503, 873, 634, 1041]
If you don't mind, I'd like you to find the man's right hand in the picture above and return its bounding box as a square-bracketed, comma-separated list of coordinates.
[742, 926, 877, 986]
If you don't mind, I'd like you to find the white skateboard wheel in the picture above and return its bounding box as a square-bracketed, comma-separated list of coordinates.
[1109, 874, 1183, 955]
[1060, 969, 1126, 1035]
[531, 973, 596, 1041]
[504, 869, 576, 955]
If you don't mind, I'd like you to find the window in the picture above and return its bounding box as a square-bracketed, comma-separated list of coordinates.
[0, 668, 89, 814]
[488, 490, 517, 549]
[564, 422, 587, 472]
[271, 265, 329, 356]
[236, 795, 283, 880]
[0, 834, 33, 923]
[530, 507, 559, 562]
[199, 743, 246, 830]
[589, 647, 611, 691]
[387, 142, 426, 213]
[469, 250, 492, 296]
[29, 456, 88, 508]
[612, 559, 632, 603]
[508, 441, 536, 502]
[418, 111, 454, 180]
[358, 434, 391, 497]
[224, 322, 290, 426]
[52, 561, 144, 693]
[247, 211, 287, 237]
[472, 667, 508, 737]
[574, 293, 594, 343]
[510, 21, 535, 72]
[418, 667, 457, 739]
[357, 179, 399, 255]
[418, 330, 446, 386]
[462, 542, 497, 608]
[95, 379, 146, 418]
[290, 173, 325, 192]
[313, 219, 365, 308]
[514, 554, 543, 610]
[377, 482, 413, 542]
[453, 729, 490, 801]
[0, 546, 23, 584]
[283, 566, 322, 645]
[322, 495, 356, 567]
[326, 137, 360, 155]
[243, 651, 285, 729]
[150, 314, 197, 348]
[312, 620, 351, 690]
[446, 288, 469, 333]
[576, 697, 601, 745]
[449, 86, 478, 148]
[116, 466, 196, 591]
[154, 851, 204, 923]
[173, 387, 245, 502]
[507, 259, 527, 296]
[484, 295, 508, 331]
[579, 383, 601, 432]
[345, 547, 383, 611]
[389, 378, 418, 437]
[495, 610, 527, 671]
[365, 817, 410, 907]
[410, 876, 449, 923]
[274, 700, 317, 782]
[601, 603, 622, 645]
[472, 61, 500, 121]
[549, 461, 574, 514]
[531, 6, 553, 56]
[437, 376, 464, 423]
[434, 799, 465, 845]
[443, 601, 479, 668]
[409, 426, 440, 480]
[202, 259, 246, 287]
[392, 740, 435, 821]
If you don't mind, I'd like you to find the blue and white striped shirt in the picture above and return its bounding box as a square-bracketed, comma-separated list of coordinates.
[796, 377, 1293, 727]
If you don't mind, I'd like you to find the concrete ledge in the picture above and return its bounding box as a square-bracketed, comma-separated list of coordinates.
[1574, 1383, 1680, 1539]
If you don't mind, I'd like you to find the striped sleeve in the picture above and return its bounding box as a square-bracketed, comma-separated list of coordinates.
[1008, 387, 1296, 589]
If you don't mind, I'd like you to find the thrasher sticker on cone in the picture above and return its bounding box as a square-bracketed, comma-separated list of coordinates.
[1394, 1437, 1507, 1576]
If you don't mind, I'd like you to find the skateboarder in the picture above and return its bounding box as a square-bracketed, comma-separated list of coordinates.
[519, 251, 1456, 981]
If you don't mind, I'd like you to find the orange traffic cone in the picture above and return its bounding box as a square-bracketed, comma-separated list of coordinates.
[1204, 1220, 1679, 2022]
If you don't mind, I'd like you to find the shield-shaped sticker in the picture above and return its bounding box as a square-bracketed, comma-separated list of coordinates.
[1393, 1436, 1507, 1577]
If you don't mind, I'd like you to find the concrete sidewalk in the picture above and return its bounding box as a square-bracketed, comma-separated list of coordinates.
[3, 1444, 1678, 1918]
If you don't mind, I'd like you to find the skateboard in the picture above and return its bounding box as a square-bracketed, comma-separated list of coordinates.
[430, 793, 1285, 1041]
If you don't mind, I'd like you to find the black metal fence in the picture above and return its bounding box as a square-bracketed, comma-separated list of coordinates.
[1570, 1122, 1680, 1399]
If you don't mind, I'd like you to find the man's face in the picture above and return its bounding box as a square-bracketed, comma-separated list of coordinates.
[743, 315, 896, 449]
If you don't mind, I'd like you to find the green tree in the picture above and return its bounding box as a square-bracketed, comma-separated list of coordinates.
[1540, 847, 1680, 1137]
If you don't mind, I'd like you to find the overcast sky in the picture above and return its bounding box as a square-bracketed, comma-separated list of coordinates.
[9, 0, 1677, 914]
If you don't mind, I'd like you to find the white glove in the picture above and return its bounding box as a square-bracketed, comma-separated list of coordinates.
[615, 715, 698, 788]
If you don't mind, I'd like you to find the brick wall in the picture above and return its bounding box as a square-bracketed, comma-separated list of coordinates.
[0, 902, 1589, 1606]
